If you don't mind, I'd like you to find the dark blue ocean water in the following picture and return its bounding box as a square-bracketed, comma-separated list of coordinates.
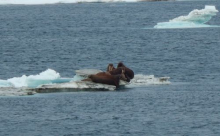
[1, 1, 220, 135]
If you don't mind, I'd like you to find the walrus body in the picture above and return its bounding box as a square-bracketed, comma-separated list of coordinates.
[108, 68, 122, 75]
[89, 72, 120, 88]
[106, 62, 134, 82]
[117, 62, 134, 80]
[83, 62, 134, 88]
[108, 68, 130, 82]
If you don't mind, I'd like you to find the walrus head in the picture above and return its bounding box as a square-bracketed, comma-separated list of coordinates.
[107, 63, 115, 72]
[117, 62, 125, 68]
[117, 62, 134, 80]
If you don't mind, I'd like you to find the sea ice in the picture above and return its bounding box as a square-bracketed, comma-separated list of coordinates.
[154, 5, 219, 29]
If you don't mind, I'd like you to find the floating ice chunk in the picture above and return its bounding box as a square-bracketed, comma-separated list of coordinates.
[7, 69, 62, 88]
[7, 75, 28, 88]
[154, 21, 213, 29]
[170, 5, 218, 24]
[33, 81, 116, 93]
[0, 80, 14, 87]
[25, 69, 60, 80]
[72, 75, 86, 81]
[154, 5, 219, 29]
[0, 73, 171, 96]
[26, 78, 72, 88]
[0, 87, 35, 96]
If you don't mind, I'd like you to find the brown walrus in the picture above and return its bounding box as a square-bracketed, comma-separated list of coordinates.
[88, 72, 121, 88]
[106, 63, 115, 72]
[117, 62, 134, 80]
[83, 62, 134, 87]
[106, 63, 130, 82]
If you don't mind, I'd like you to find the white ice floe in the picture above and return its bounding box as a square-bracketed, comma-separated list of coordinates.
[33, 74, 170, 93]
[34, 81, 116, 93]
[154, 5, 219, 29]
[0, 69, 72, 88]
[7, 69, 60, 88]
[0, 69, 170, 96]
[0, 87, 36, 96]
[0, 80, 14, 87]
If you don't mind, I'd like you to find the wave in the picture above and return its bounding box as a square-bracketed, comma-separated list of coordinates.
[0, 0, 138, 5]
[154, 5, 219, 29]
[129, 74, 170, 86]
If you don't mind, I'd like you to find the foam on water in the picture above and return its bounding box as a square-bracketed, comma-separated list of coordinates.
[0, 0, 137, 5]
[129, 74, 170, 87]
[154, 5, 219, 29]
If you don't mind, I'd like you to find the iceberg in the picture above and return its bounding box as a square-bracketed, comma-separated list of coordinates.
[0, 69, 72, 88]
[0, 80, 14, 87]
[154, 5, 219, 29]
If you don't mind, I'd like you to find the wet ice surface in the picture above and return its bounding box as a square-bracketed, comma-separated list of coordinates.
[0, 87, 35, 96]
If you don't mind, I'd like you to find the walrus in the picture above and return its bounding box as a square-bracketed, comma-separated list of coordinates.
[82, 69, 122, 87]
[106, 63, 130, 82]
[82, 62, 134, 87]
[109, 67, 130, 82]
[106, 63, 115, 72]
[117, 62, 134, 80]
[88, 73, 121, 88]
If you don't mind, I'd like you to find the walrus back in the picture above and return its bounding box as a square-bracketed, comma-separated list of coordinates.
[89, 74, 120, 88]
[109, 68, 122, 75]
